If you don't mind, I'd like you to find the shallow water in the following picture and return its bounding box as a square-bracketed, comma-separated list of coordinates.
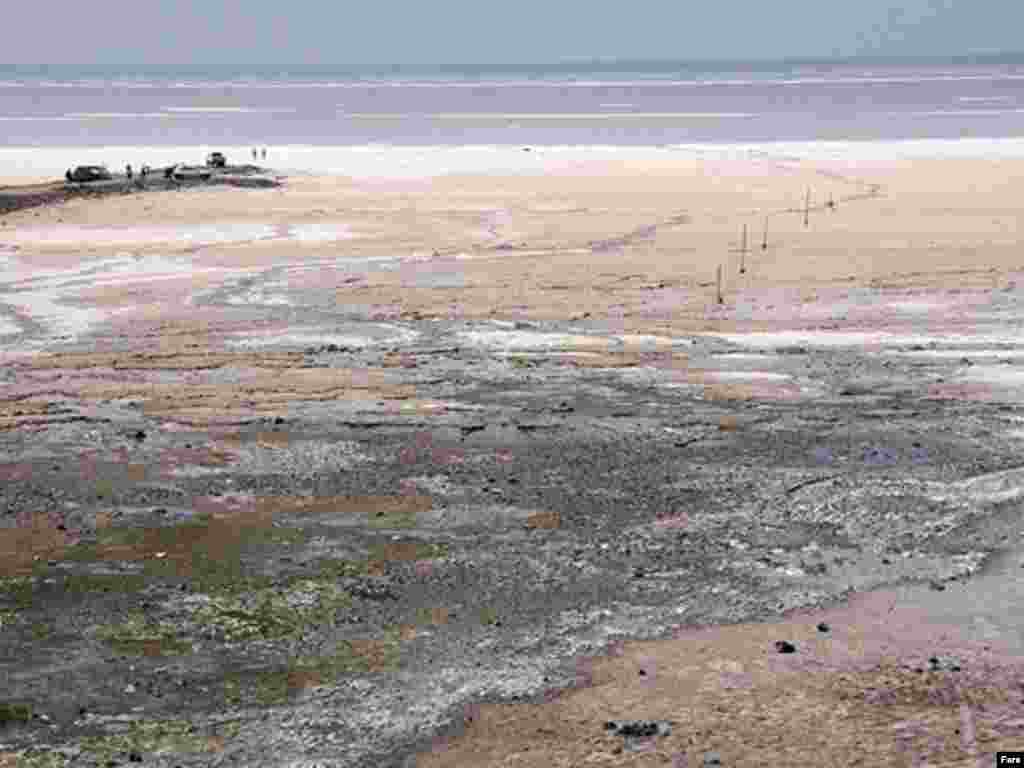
[0, 222, 352, 247]
[6, 60, 1024, 147]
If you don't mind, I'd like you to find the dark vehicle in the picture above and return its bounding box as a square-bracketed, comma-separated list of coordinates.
[68, 165, 112, 183]
[173, 166, 212, 182]
[206, 152, 227, 168]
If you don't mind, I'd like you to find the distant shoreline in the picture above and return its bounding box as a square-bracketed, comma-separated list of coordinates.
[5, 50, 1024, 80]
[2, 138, 1024, 185]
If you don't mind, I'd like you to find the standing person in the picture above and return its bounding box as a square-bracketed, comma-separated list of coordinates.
[261, 147, 267, 161]
[252, 148, 258, 161]
[126, 163, 133, 180]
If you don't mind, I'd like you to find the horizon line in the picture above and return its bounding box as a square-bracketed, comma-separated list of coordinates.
[5, 50, 1024, 78]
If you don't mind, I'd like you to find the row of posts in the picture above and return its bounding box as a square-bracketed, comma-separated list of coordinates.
[715, 187, 836, 305]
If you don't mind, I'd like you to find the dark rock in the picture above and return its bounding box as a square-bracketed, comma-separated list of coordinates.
[863, 445, 898, 465]
[816, 622, 830, 633]
[604, 720, 671, 738]
[774, 640, 796, 654]
[703, 751, 722, 766]
[133, 430, 146, 441]
[929, 580, 946, 592]
[129, 752, 143, 763]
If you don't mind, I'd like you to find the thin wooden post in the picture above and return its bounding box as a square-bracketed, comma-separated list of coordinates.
[739, 223, 748, 274]
[716, 264, 724, 304]
[761, 215, 769, 250]
[803, 188, 811, 228]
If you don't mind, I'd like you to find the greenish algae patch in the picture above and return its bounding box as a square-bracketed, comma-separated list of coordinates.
[80, 718, 240, 762]
[235, 628, 404, 706]
[507, 355, 538, 369]
[0, 702, 32, 724]
[0, 577, 38, 610]
[368, 510, 419, 529]
[192, 579, 352, 643]
[314, 557, 372, 579]
[369, 540, 448, 563]
[63, 572, 146, 595]
[479, 605, 500, 626]
[96, 613, 193, 656]
[65, 513, 308, 594]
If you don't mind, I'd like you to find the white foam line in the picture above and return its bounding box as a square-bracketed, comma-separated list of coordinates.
[0, 116, 80, 122]
[885, 349, 1024, 359]
[961, 366, 1024, 386]
[958, 95, 1014, 103]
[9, 72, 1024, 90]
[347, 112, 757, 120]
[904, 108, 1024, 117]
[161, 106, 298, 114]
[65, 112, 178, 119]
[227, 326, 419, 348]
[703, 370, 791, 382]
[706, 331, 1024, 348]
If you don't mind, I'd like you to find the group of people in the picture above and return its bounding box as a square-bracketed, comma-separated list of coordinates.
[124, 164, 152, 180]
[252, 147, 268, 161]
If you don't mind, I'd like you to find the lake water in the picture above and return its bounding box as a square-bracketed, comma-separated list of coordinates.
[5, 58, 1024, 147]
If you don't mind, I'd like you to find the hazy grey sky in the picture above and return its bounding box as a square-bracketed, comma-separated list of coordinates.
[6, 0, 1021, 69]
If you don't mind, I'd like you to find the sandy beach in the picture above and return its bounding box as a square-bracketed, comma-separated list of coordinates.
[4, 144, 1024, 346]
[3, 142, 1024, 766]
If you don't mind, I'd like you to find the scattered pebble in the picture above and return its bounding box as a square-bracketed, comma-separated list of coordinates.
[774, 640, 796, 654]
[704, 750, 722, 766]
[604, 720, 672, 738]
[816, 622, 830, 633]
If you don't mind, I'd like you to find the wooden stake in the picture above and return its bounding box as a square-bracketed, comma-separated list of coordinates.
[716, 264, 724, 304]
[803, 188, 811, 228]
[761, 215, 769, 251]
[739, 223, 747, 274]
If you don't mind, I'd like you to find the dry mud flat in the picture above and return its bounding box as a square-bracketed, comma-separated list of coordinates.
[2, 153, 1024, 766]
